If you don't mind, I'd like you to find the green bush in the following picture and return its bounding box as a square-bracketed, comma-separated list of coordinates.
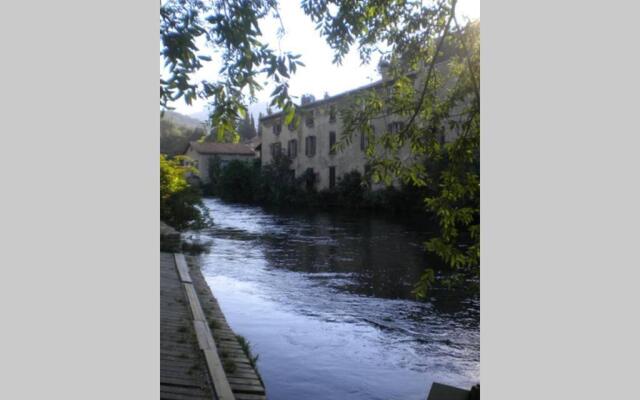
[256, 154, 307, 206]
[218, 159, 259, 203]
[160, 155, 210, 230]
[204, 156, 430, 217]
[336, 170, 365, 207]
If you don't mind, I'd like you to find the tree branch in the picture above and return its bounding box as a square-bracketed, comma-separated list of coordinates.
[396, 0, 456, 139]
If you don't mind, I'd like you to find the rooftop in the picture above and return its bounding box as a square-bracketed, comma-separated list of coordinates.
[187, 141, 256, 156]
[259, 78, 387, 122]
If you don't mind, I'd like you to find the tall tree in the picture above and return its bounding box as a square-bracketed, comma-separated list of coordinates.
[257, 112, 264, 137]
[237, 112, 257, 141]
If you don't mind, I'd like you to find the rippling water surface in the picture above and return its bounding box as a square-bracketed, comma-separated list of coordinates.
[194, 198, 479, 400]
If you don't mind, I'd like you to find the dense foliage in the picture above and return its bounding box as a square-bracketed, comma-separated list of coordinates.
[207, 155, 428, 216]
[210, 158, 260, 202]
[160, 155, 210, 230]
[206, 155, 304, 205]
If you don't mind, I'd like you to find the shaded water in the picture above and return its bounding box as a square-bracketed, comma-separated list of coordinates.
[195, 198, 479, 400]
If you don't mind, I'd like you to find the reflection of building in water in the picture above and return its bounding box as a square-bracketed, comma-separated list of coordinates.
[261, 212, 429, 299]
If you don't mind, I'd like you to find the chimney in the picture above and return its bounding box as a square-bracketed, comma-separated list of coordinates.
[378, 60, 391, 80]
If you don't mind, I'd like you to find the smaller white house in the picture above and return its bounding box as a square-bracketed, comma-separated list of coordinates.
[183, 141, 257, 183]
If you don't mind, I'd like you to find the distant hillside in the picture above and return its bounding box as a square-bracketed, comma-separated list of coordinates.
[160, 111, 207, 157]
[161, 110, 207, 129]
[186, 102, 268, 128]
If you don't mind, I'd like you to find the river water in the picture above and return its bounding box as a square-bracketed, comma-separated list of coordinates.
[194, 198, 479, 400]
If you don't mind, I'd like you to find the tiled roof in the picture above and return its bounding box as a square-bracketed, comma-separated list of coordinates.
[244, 135, 261, 150]
[187, 141, 256, 156]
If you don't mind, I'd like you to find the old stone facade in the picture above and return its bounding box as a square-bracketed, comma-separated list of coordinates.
[259, 80, 418, 191]
[183, 141, 256, 184]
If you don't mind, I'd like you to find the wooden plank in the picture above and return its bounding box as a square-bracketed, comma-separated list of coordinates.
[226, 370, 262, 379]
[174, 253, 192, 283]
[233, 394, 266, 400]
[160, 384, 210, 396]
[160, 375, 209, 388]
[227, 377, 263, 386]
[176, 256, 236, 400]
[193, 320, 217, 351]
[203, 348, 236, 400]
[183, 284, 207, 322]
[230, 383, 265, 395]
[161, 252, 212, 399]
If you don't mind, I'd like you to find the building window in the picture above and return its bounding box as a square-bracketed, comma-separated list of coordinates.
[288, 121, 296, 131]
[273, 123, 282, 135]
[305, 167, 315, 190]
[388, 121, 404, 133]
[329, 106, 336, 123]
[305, 135, 316, 157]
[271, 142, 282, 157]
[360, 132, 366, 151]
[329, 131, 336, 155]
[287, 139, 298, 158]
[329, 166, 336, 189]
[305, 114, 314, 128]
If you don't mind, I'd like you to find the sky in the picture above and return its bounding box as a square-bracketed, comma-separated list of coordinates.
[162, 0, 479, 120]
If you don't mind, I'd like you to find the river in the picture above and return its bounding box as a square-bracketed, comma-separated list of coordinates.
[192, 198, 479, 400]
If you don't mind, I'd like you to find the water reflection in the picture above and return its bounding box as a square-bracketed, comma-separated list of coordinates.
[196, 198, 479, 400]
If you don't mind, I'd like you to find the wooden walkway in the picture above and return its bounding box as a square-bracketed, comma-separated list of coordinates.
[161, 252, 266, 400]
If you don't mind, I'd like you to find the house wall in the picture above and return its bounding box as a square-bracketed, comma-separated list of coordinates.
[261, 103, 369, 190]
[260, 103, 414, 190]
[184, 146, 255, 184]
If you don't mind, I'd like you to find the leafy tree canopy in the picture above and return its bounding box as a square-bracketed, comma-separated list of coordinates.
[161, 0, 303, 142]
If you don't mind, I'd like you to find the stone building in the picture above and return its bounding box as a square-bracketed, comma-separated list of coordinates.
[183, 141, 256, 184]
[259, 78, 418, 191]
[258, 64, 468, 191]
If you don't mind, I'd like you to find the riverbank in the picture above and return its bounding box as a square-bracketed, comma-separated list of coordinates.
[160, 251, 266, 400]
[185, 253, 266, 398]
